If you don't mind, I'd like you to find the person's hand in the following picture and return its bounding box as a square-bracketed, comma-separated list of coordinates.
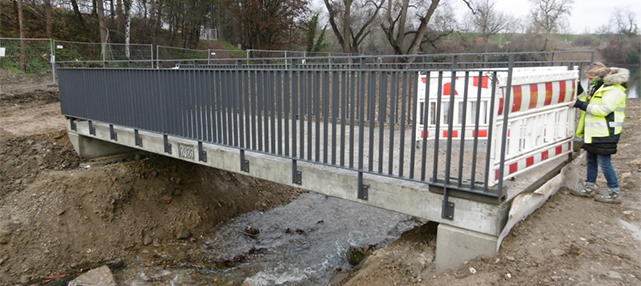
[568, 101, 575, 108]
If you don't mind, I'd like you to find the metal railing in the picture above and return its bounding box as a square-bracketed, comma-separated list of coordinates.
[57, 51, 593, 213]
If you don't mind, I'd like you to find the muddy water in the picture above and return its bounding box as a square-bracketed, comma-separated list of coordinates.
[114, 192, 422, 285]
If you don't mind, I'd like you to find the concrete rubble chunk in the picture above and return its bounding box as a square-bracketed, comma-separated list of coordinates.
[68, 265, 117, 286]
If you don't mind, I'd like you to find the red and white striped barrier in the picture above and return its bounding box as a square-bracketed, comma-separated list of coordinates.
[416, 66, 579, 186]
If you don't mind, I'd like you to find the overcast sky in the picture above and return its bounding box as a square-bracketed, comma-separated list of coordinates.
[452, 0, 641, 34]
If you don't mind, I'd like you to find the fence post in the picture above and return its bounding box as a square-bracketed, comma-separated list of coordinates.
[50, 39, 56, 85]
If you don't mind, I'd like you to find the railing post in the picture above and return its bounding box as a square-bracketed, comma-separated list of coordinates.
[441, 55, 458, 220]
[496, 54, 515, 198]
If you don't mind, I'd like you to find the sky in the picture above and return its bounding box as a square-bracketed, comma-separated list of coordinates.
[453, 0, 641, 34]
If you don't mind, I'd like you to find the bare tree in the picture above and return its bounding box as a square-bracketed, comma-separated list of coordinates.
[469, 0, 513, 52]
[528, 0, 574, 50]
[380, 0, 441, 58]
[612, 7, 638, 38]
[323, 0, 384, 53]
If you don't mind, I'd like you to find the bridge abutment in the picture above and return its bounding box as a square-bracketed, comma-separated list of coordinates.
[435, 224, 498, 272]
[68, 132, 137, 159]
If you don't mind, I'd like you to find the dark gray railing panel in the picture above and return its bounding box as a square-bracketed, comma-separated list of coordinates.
[58, 51, 593, 200]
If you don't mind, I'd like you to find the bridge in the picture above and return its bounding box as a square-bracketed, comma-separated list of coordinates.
[57, 51, 593, 271]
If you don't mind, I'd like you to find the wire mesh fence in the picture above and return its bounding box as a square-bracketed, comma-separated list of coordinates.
[0, 38, 154, 93]
[0, 38, 54, 92]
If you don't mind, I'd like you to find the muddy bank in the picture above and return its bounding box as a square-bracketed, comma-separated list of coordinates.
[0, 90, 303, 284]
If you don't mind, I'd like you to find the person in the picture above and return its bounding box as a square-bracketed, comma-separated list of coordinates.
[569, 62, 628, 204]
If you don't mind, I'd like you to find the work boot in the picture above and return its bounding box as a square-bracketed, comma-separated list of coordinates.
[570, 183, 596, 198]
[595, 190, 622, 204]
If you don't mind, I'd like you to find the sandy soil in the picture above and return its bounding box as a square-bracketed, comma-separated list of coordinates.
[1, 85, 639, 286]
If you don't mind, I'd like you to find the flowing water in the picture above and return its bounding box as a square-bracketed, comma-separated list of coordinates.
[114, 192, 424, 285]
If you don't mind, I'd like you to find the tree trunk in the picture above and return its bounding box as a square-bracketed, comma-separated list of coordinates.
[405, 0, 440, 59]
[125, 0, 131, 59]
[95, 0, 108, 45]
[71, 0, 88, 36]
[44, 0, 52, 38]
[17, 0, 26, 71]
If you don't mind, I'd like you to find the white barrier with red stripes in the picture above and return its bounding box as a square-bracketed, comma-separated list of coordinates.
[416, 66, 579, 186]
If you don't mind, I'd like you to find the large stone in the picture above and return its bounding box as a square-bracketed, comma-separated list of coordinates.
[68, 266, 117, 286]
[0, 221, 14, 245]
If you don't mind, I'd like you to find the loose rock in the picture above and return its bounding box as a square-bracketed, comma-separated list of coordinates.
[68, 266, 117, 286]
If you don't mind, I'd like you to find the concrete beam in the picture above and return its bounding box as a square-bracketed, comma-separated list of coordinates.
[435, 224, 498, 273]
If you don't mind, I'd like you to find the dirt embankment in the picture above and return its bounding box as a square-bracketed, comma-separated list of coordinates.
[342, 98, 641, 285]
[0, 89, 302, 285]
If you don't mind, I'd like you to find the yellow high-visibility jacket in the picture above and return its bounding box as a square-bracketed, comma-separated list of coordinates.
[576, 68, 628, 148]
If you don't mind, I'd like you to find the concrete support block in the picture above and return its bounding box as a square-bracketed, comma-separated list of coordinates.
[435, 223, 498, 273]
[68, 132, 136, 159]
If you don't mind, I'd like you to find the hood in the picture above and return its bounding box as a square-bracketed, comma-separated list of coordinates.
[603, 67, 629, 86]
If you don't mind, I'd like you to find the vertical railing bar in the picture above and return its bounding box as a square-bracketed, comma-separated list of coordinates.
[484, 71, 500, 191]
[444, 56, 458, 185]
[378, 71, 388, 173]
[349, 70, 357, 168]
[409, 71, 418, 179]
[202, 70, 210, 143]
[270, 70, 277, 154]
[257, 70, 264, 151]
[358, 59, 366, 173]
[496, 56, 515, 198]
[340, 70, 347, 166]
[307, 70, 313, 160]
[300, 70, 306, 160]
[331, 69, 339, 165]
[251, 70, 258, 150]
[276, 71, 283, 155]
[264, 70, 271, 152]
[432, 71, 444, 182]
[189, 69, 197, 140]
[398, 71, 408, 177]
[421, 72, 431, 181]
[239, 69, 246, 149]
[284, 69, 291, 157]
[323, 70, 330, 164]
[226, 70, 233, 145]
[211, 70, 218, 144]
[234, 68, 241, 148]
[367, 71, 376, 171]
[194, 70, 202, 141]
[315, 70, 321, 162]
[221, 71, 229, 145]
[387, 71, 398, 175]
[292, 68, 299, 159]
[470, 71, 484, 187]
[457, 71, 471, 187]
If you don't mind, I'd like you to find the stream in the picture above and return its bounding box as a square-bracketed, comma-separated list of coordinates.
[113, 192, 424, 285]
